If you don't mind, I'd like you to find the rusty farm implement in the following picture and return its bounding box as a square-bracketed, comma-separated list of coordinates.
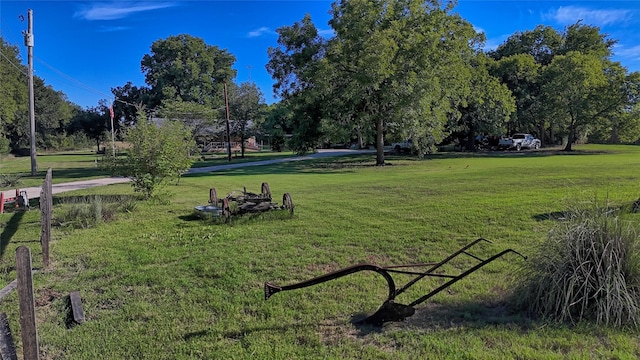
[264, 238, 525, 326]
[195, 182, 294, 222]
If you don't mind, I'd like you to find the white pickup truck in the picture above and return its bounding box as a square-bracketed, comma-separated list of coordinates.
[498, 133, 541, 151]
[391, 140, 413, 153]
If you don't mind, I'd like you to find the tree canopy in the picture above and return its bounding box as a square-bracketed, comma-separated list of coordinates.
[141, 34, 236, 108]
[268, 0, 488, 164]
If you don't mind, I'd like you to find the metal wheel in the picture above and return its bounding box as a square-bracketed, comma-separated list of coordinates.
[209, 187, 218, 205]
[222, 197, 231, 222]
[515, 143, 521, 151]
[534, 142, 540, 150]
[282, 193, 294, 216]
[261, 182, 271, 197]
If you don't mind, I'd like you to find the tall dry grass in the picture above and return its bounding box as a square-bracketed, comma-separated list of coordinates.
[512, 199, 640, 327]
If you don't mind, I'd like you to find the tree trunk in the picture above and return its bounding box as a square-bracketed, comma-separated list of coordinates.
[375, 117, 384, 166]
[357, 128, 364, 149]
[564, 113, 575, 151]
[538, 121, 545, 147]
[241, 134, 246, 158]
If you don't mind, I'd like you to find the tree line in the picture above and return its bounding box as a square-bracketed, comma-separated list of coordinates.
[0, 34, 266, 158]
[2, 0, 639, 165]
[266, 0, 640, 165]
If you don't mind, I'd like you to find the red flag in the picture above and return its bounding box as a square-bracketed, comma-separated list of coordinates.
[109, 104, 114, 120]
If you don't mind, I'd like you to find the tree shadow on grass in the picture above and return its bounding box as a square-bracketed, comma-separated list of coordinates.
[52, 194, 139, 206]
[532, 201, 639, 222]
[350, 300, 534, 335]
[184, 323, 311, 341]
[0, 211, 25, 259]
[183, 155, 381, 178]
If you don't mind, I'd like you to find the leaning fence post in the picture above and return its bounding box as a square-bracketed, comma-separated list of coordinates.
[16, 246, 39, 360]
[0, 312, 18, 360]
[39, 168, 52, 267]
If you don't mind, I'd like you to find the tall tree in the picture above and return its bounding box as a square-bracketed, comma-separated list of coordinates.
[267, 14, 327, 155]
[326, 0, 480, 164]
[261, 103, 293, 152]
[541, 52, 607, 151]
[111, 82, 151, 128]
[450, 55, 515, 150]
[490, 54, 543, 141]
[559, 22, 616, 59]
[0, 38, 28, 150]
[33, 77, 75, 149]
[141, 34, 236, 108]
[227, 82, 266, 157]
[67, 105, 109, 149]
[490, 25, 562, 66]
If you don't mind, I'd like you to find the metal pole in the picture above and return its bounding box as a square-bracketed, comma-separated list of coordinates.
[110, 100, 115, 156]
[224, 82, 232, 162]
[25, 9, 37, 176]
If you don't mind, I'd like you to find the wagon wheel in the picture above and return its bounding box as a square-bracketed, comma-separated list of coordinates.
[209, 187, 218, 205]
[282, 193, 294, 216]
[261, 182, 271, 197]
[222, 197, 231, 223]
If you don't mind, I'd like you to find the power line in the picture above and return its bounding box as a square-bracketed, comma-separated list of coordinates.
[32, 56, 144, 109]
[0, 49, 27, 75]
[34, 56, 112, 98]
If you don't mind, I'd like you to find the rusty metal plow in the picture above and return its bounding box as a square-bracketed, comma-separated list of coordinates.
[264, 238, 526, 326]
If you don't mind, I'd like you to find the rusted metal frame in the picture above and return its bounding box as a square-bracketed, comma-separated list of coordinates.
[265, 238, 493, 304]
[392, 238, 491, 298]
[265, 264, 397, 302]
[385, 269, 457, 278]
[407, 249, 526, 308]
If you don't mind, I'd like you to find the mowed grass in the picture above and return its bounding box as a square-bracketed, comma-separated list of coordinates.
[0, 144, 639, 359]
[0, 150, 111, 188]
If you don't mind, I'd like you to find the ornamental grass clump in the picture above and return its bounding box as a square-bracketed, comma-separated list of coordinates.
[512, 201, 640, 327]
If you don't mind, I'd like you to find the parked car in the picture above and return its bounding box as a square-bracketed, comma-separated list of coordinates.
[498, 133, 541, 151]
[391, 139, 412, 153]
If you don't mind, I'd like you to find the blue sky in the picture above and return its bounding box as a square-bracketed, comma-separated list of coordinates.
[1, 1, 639, 109]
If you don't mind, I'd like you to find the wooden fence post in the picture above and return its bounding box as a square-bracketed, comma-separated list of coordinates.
[39, 168, 52, 267]
[16, 246, 39, 360]
[0, 312, 18, 360]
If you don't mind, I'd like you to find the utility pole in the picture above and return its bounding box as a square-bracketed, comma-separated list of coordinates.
[24, 9, 37, 176]
[224, 82, 232, 162]
[246, 65, 253, 82]
[109, 100, 115, 156]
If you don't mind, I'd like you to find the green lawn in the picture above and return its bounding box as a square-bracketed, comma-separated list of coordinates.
[1, 145, 639, 359]
[0, 150, 111, 188]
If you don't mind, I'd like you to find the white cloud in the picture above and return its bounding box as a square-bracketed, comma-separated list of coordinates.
[318, 28, 335, 38]
[544, 6, 633, 27]
[247, 27, 271, 38]
[613, 44, 640, 61]
[75, 2, 178, 21]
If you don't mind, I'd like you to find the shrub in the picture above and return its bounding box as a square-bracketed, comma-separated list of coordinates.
[511, 199, 640, 327]
[0, 173, 22, 188]
[103, 110, 196, 199]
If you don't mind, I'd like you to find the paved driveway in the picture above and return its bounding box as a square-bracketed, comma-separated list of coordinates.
[1, 149, 375, 201]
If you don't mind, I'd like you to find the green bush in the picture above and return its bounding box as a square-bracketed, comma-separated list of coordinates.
[511, 199, 640, 327]
[103, 110, 196, 199]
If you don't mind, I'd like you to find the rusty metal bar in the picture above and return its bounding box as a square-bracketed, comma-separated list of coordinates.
[265, 263, 397, 302]
[407, 249, 526, 308]
[392, 238, 491, 297]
